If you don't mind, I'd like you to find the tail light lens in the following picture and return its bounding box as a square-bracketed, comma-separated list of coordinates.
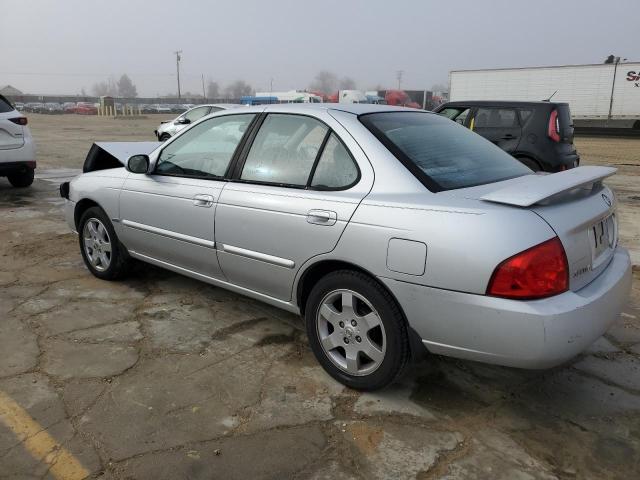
[487, 237, 569, 300]
[9, 117, 28, 126]
[548, 109, 560, 142]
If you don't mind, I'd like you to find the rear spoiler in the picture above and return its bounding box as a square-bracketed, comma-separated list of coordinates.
[83, 141, 161, 172]
[481, 166, 616, 207]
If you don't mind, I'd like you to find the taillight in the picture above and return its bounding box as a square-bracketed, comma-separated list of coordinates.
[548, 109, 560, 142]
[9, 117, 28, 126]
[487, 237, 568, 300]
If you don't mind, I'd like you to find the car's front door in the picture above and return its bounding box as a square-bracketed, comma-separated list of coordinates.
[119, 113, 256, 278]
[214, 112, 372, 301]
[471, 107, 522, 153]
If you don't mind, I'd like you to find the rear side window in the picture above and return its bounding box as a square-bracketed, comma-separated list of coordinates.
[310, 133, 359, 189]
[0, 95, 14, 113]
[241, 114, 328, 186]
[360, 112, 531, 191]
[475, 108, 518, 128]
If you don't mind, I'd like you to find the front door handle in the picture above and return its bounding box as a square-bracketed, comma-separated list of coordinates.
[306, 209, 337, 226]
[193, 194, 214, 207]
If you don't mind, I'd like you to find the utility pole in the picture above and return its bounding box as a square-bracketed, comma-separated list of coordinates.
[201, 74, 206, 100]
[396, 70, 404, 90]
[607, 56, 627, 121]
[174, 50, 182, 99]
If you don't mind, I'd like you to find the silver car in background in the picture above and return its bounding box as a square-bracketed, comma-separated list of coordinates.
[154, 104, 241, 141]
[62, 104, 631, 390]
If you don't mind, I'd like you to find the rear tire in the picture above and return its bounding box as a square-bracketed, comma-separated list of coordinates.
[7, 169, 34, 188]
[78, 206, 131, 280]
[305, 270, 410, 391]
[518, 156, 541, 172]
[159, 133, 171, 141]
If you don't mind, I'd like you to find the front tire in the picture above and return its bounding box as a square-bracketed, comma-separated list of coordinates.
[305, 270, 410, 391]
[78, 207, 130, 280]
[7, 169, 34, 188]
[159, 133, 171, 141]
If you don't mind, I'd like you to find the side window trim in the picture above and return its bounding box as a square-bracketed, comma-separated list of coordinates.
[152, 112, 258, 181]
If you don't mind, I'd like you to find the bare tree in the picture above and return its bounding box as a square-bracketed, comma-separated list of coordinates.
[117, 74, 138, 98]
[206, 80, 220, 99]
[225, 80, 253, 98]
[310, 70, 338, 94]
[92, 77, 117, 97]
[430, 83, 447, 93]
[339, 76, 357, 90]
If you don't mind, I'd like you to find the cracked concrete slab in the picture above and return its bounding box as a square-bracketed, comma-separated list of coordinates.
[0, 318, 39, 377]
[41, 339, 139, 379]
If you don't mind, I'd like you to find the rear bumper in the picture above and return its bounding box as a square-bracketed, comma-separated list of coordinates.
[382, 247, 631, 369]
[0, 161, 36, 176]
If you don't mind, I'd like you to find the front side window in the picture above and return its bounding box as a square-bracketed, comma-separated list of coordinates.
[183, 106, 211, 123]
[311, 133, 359, 189]
[241, 114, 328, 186]
[360, 111, 530, 191]
[156, 114, 255, 178]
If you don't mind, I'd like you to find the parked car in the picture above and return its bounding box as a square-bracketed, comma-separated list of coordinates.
[0, 94, 36, 187]
[24, 102, 43, 113]
[154, 104, 240, 140]
[63, 102, 77, 113]
[14, 102, 25, 111]
[42, 102, 63, 114]
[61, 104, 631, 390]
[170, 104, 188, 113]
[75, 102, 98, 115]
[434, 100, 579, 172]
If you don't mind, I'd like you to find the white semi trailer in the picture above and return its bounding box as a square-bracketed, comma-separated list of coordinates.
[449, 63, 640, 131]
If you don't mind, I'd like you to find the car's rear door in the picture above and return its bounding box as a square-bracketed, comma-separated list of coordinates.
[0, 95, 24, 151]
[471, 107, 522, 153]
[214, 110, 373, 301]
[119, 113, 256, 278]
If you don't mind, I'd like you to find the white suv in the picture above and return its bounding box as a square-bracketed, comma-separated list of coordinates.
[0, 95, 36, 187]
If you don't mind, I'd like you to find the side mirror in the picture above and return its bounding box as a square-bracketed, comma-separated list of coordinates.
[127, 154, 150, 174]
[175, 117, 190, 125]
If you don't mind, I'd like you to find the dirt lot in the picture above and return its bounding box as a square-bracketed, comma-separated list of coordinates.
[1, 114, 639, 479]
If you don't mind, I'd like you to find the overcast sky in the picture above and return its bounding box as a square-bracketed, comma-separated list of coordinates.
[1, 0, 638, 96]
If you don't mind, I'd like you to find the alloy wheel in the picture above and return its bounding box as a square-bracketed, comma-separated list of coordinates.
[316, 289, 386, 376]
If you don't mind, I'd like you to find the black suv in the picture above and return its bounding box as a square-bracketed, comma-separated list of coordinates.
[433, 100, 579, 172]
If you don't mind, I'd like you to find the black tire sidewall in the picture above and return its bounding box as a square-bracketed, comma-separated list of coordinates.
[305, 271, 408, 391]
[78, 207, 126, 280]
[8, 169, 34, 188]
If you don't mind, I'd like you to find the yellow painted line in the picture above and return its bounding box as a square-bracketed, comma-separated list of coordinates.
[469, 117, 475, 131]
[0, 390, 89, 480]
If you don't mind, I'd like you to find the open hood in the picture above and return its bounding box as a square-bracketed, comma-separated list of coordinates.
[83, 141, 161, 172]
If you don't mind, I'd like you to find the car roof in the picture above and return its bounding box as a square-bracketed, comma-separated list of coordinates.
[439, 100, 566, 108]
[222, 103, 427, 116]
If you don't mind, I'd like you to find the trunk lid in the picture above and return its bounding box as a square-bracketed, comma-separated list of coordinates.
[444, 167, 619, 291]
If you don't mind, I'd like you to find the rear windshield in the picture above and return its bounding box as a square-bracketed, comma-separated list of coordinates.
[360, 111, 531, 191]
[0, 95, 14, 113]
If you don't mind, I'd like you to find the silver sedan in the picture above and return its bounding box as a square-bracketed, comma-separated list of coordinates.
[154, 104, 242, 141]
[62, 104, 632, 390]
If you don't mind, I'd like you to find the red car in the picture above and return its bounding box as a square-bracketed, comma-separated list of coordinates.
[75, 102, 98, 115]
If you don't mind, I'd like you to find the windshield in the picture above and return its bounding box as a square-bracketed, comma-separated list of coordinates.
[360, 111, 531, 191]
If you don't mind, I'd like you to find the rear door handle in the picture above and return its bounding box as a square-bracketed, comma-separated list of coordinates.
[306, 209, 337, 226]
[193, 194, 214, 207]
[501, 134, 516, 139]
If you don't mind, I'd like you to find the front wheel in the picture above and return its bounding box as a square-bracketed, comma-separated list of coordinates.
[78, 206, 130, 280]
[159, 133, 171, 141]
[7, 169, 34, 188]
[305, 270, 410, 390]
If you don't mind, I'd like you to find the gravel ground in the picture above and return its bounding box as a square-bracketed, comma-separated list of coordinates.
[0, 114, 638, 479]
